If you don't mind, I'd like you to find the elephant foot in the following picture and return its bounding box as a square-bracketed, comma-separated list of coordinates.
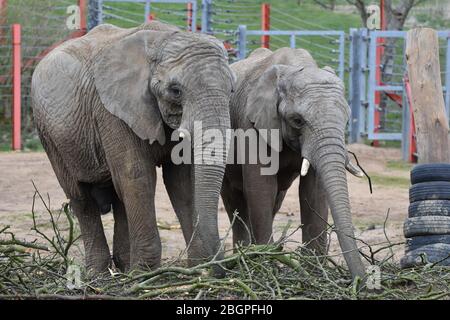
[130, 243, 162, 271]
[85, 251, 111, 275]
[187, 246, 226, 278]
[113, 253, 130, 272]
[130, 259, 161, 271]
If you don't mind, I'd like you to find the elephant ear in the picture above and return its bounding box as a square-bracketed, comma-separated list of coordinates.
[93, 30, 171, 145]
[246, 64, 289, 152]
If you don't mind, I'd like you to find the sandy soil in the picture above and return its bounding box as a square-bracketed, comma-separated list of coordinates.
[0, 143, 410, 265]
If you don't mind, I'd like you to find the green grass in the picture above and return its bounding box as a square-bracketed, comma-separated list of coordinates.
[0, 123, 43, 152]
[362, 138, 402, 149]
[368, 172, 410, 189]
[386, 160, 413, 171]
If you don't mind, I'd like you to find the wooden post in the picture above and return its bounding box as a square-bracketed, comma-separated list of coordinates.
[261, 3, 270, 49]
[406, 28, 450, 163]
[12, 24, 21, 151]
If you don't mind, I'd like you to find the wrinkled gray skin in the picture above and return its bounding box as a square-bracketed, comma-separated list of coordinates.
[31, 22, 234, 275]
[222, 47, 365, 280]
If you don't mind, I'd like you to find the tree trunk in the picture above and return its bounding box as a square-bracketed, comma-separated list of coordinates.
[406, 28, 450, 163]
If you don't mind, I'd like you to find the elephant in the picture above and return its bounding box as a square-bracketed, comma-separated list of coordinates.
[221, 47, 366, 280]
[31, 21, 235, 275]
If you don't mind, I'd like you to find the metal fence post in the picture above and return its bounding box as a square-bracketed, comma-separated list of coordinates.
[190, 1, 198, 32]
[201, 0, 211, 33]
[348, 28, 368, 143]
[238, 25, 247, 60]
[78, 0, 87, 33]
[12, 24, 21, 151]
[338, 32, 345, 80]
[359, 28, 368, 137]
[348, 28, 358, 143]
[289, 34, 296, 48]
[97, 0, 103, 24]
[144, 0, 151, 22]
[261, 3, 270, 49]
[88, 0, 102, 29]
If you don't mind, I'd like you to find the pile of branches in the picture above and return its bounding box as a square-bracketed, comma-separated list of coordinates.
[1, 190, 450, 300]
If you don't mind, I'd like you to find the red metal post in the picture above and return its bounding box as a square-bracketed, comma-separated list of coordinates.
[187, 2, 193, 31]
[12, 24, 21, 151]
[373, 0, 385, 147]
[261, 3, 270, 49]
[78, 0, 87, 34]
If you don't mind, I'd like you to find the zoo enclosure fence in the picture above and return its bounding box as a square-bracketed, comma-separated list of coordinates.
[0, 0, 348, 151]
[347, 28, 450, 161]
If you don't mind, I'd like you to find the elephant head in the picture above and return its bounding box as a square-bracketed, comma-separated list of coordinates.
[246, 64, 365, 279]
[93, 29, 234, 270]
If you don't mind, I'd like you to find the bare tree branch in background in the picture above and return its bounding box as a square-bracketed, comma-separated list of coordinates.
[345, 0, 369, 26]
[346, 0, 427, 29]
[311, 0, 337, 10]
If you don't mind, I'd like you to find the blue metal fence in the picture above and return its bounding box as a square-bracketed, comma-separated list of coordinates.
[236, 25, 346, 80]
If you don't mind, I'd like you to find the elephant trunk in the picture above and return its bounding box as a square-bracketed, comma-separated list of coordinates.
[188, 93, 230, 276]
[309, 127, 365, 280]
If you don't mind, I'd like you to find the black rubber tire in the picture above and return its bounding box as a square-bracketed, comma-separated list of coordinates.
[405, 234, 450, 252]
[411, 163, 450, 185]
[403, 216, 450, 238]
[400, 244, 450, 268]
[408, 200, 450, 218]
[409, 182, 450, 203]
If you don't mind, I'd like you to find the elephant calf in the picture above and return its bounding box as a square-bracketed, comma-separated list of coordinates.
[222, 47, 366, 280]
[31, 21, 235, 274]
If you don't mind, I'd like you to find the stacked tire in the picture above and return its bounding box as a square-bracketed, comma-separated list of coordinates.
[400, 163, 450, 268]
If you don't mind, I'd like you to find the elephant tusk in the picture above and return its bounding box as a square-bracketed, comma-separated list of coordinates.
[300, 158, 310, 177]
[179, 131, 186, 139]
[346, 161, 364, 178]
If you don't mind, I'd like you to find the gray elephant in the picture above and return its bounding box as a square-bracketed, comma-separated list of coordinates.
[31, 22, 234, 274]
[221, 47, 366, 280]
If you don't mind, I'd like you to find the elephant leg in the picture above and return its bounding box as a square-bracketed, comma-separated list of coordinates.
[272, 190, 287, 216]
[99, 118, 161, 270]
[70, 198, 110, 272]
[162, 163, 194, 246]
[221, 178, 251, 247]
[38, 136, 111, 271]
[112, 159, 160, 270]
[299, 167, 329, 253]
[112, 196, 130, 272]
[243, 165, 278, 244]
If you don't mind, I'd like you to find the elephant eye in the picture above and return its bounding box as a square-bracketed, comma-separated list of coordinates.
[168, 84, 182, 99]
[290, 115, 306, 128]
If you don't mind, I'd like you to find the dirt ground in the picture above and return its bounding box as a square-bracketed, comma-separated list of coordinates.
[0, 143, 410, 266]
